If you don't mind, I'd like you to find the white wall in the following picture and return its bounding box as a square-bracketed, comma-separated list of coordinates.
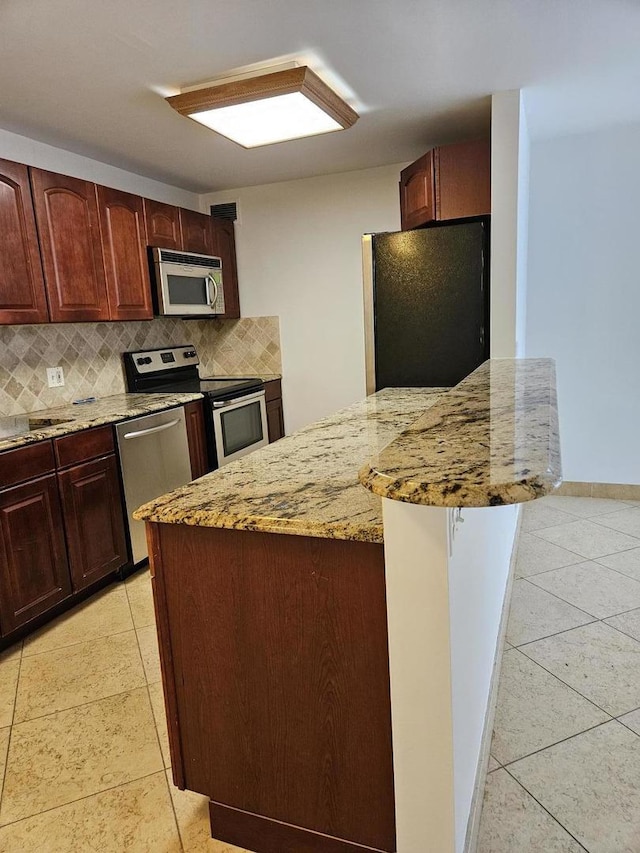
[0, 128, 200, 209]
[202, 164, 404, 432]
[490, 91, 530, 357]
[527, 123, 640, 484]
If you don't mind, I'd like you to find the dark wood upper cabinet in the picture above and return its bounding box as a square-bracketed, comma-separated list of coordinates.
[400, 139, 491, 230]
[97, 186, 153, 321]
[0, 158, 49, 325]
[30, 168, 110, 322]
[0, 474, 71, 634]
[434, 139, 491, 222]
[180, 208, 216, 255]
[399, 150, 435, 231]
[211, 218, 240, 319]
[58, 454, 128, 592]
[144, 199, 182, 249]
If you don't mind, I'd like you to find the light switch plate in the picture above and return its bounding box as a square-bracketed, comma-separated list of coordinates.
[46, 367, 65, 387]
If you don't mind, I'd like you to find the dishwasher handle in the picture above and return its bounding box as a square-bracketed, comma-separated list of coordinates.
[122, 418, 181, 440]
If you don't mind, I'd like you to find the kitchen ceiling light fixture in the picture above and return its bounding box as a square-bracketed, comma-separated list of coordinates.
[165, 66, 358, 148]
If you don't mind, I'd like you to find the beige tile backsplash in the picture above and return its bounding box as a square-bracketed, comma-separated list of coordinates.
[0, 316, 281, 416]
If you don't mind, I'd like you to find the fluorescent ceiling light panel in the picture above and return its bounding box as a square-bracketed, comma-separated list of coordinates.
[166, 66, 358, 148]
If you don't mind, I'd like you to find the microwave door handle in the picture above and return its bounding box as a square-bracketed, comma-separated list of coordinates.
[206, 274, 218, 310]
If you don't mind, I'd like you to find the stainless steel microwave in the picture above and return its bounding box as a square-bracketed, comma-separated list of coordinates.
[151, 248, 226, 316]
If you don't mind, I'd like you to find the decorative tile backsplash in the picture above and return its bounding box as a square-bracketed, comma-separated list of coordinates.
[0, 316, 281, 415]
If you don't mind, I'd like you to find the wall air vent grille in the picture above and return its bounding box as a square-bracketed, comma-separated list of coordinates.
[210, 202, 238, 222]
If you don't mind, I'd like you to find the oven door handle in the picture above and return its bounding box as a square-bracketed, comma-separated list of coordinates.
[206, 274, 218, 310]
[212, 391, 265, 409]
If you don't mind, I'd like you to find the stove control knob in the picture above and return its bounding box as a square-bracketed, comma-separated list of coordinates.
[136, 357, 146, 366]
[184, 350, 196, 358]
[144, 357, 153, 364]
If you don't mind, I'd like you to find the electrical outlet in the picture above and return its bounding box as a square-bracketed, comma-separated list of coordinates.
[46, 367, 65, 388]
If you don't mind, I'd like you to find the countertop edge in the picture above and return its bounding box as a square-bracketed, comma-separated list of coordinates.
[0, 392, 204, 453]
[358, 464, 562, 508]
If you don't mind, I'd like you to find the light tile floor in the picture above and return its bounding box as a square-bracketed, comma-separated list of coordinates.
[479, 495, 640, 853]
[0, 568, 249, 852]
[2, 495, 640, 851]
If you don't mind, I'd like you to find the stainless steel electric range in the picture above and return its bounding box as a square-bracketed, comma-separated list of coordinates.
[123, 345, 269, 470]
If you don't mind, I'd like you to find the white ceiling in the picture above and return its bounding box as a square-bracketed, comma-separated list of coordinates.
[1, 0, 639, 193]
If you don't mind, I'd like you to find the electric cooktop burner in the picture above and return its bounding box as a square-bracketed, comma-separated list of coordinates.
[122, 345, 264, 401]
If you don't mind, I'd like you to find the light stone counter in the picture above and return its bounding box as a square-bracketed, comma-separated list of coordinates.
[360, 358, 562, 507]
[0, 392, 203, 453]
[134, 387, 447, 543]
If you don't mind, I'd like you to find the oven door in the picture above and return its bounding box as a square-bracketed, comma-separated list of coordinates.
[159, 263, 225, 316]
[211, 391, 269, 466]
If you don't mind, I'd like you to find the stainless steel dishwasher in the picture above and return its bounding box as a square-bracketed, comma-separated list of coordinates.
[116, 407, 192, 564]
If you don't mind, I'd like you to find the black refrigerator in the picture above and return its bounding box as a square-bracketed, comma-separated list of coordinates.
[363, 219, 489, 391]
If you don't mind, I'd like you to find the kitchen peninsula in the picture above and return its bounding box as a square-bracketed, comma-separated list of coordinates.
[135, 359, 561, 853]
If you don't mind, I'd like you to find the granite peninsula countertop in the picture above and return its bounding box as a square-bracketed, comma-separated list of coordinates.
[360, 359, 561, 507]
[0, 392, 203, 453]
[134, 387, 447, 543]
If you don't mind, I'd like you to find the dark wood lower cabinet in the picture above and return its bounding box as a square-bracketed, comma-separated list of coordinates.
[266, 398, 285, 442]
[148, 523, 396, 853]
[184, 400, 209, 479]
[0, 474, 71, 633]
[264, 379, 285, 443]
[58, 454, 128, 592]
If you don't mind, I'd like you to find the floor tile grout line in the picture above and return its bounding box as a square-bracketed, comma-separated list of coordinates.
[513, 641, 616, 719]
[526, 527, 640, 562]
[20, 626, 140, 662]
[0, 769, 166, 832]
[162, 765, 187, 853]
[517, 575, 597, 619]
[508, 615, 599, 649]
[523, 571, 640, 621]
[8, 681, 152, 729]
[0, 641, 24, 813]
[501, 765, 591, 852]
[497, 718, 618, 771]
[126, 566, 186, 852]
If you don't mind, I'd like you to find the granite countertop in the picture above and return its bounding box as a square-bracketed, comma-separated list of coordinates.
[133, 388, 447, 543]
[0, 392, 203, 453]
[360, 359, 562, 507]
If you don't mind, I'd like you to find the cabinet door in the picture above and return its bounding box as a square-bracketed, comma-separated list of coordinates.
[399, 151, 435, 230]
[97, 186, 153, 320]
[434, 139, 491, 221]
[30, 168, 109, 322]
[0, 474, 71, 634]
[58, 454, 128, 592]
[0, 158, 49, 325]
[144, 199, 182, 249]
[180, 209, 215, 255]
[184, 400, 209, 479]
[266, 398, 285, 443]
[211, 218, 240, 319]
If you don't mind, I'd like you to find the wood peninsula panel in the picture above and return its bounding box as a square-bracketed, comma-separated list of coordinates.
[0, 158, 49, 324]
[150, 522, 395, 852]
